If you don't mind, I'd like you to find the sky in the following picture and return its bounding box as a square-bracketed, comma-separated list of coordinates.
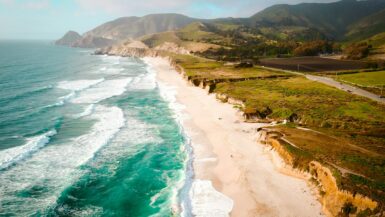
[0, 0, 337, 40]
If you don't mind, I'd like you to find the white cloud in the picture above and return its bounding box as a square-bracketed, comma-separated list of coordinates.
[22, 0, 50, 10]
[75, 0, 191, 16]
[74, 0, 338, 18]
[0, 0, 15, 5]
[0, 0, 50, 10]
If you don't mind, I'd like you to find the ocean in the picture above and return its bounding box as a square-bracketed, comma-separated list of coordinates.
[0, 41, 191, 216]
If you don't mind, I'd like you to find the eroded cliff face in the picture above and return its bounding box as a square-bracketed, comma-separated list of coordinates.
[154, 42, 191, 55]
[263, 133, 379, 217]
[94, 41, 192, 58]
[308, 161, 378, 217]
[96, 46, 157, 57]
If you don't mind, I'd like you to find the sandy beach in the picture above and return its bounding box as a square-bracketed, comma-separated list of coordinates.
[144, 57, 325, 217]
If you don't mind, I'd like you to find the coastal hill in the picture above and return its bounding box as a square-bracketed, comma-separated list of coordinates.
[57, 0, 385, 48]
[83, 13, 198, 41]
[55, 31, 82, 46]
[57, 14, 199, 48]
[55, 30, 116, 48]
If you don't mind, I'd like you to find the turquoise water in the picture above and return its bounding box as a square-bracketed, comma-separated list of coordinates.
[0, 41, 189, 216]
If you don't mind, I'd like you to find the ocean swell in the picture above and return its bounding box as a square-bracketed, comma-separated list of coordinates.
[0, 130, 57, 171]
[0, 105, 125, 215]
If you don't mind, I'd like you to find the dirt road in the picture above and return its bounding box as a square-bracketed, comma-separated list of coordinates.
[306, 75, 385, 104]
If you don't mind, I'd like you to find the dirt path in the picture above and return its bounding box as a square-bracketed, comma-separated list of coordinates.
[260, 65, 385, 104]
[306, 75, 385, 104]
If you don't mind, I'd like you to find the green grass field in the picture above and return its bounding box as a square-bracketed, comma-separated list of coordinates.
[338, 70, 385, 86]
[337, 70, 385, 95]
[168, 53, 290, 79]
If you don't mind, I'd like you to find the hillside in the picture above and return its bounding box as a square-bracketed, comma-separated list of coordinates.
[72, 35, 116, 48]
[138, 22, 263, 58]
[358, 32, 385, 60]
[83, 13, 198, 42]
[347, 8, 385, 41]
[249, 0, 385, 40]
[57, 0, 385, 50]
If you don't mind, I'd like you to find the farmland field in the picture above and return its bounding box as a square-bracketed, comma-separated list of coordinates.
[259, 57, 367, 72]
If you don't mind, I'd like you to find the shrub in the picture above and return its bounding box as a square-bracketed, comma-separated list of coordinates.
[344, 42, 371, 60]
[293, 40, 334, 56]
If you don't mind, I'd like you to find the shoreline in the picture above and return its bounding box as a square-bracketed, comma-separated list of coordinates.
[145, 57, 325, 217]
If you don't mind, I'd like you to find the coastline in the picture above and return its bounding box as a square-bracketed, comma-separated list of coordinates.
[144, 57, 325, 217]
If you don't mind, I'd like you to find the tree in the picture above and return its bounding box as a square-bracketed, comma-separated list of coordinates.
[343, 42, 371, 60]
[293, 40, 333, 56]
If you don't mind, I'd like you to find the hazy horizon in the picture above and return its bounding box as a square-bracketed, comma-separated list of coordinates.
[0, 0, 338, 40]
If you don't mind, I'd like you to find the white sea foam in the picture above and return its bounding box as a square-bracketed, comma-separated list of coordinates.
[128, 66, 157, 90]
[57, 79, 105, 91]
[157, 82, 186, 119]
[189, 180, 233, 217]
[0, 105, 124, 215]
[77, 50, 93, 53]
[53, 79, 106, 106]
[71, 78, 132, 104]
[0, 130, 57, 170]
[74, 104, 95, 118]
[102, 56, 121, 65]
[103, 67, 125, 75]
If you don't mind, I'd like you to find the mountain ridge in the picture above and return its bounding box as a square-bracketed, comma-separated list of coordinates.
[249, 0, 385, 39]
[56, 0, 385, 48]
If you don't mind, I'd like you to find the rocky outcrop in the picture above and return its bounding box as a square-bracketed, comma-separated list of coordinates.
[55, 31, 116, 48]
[55, 31, 82, 46]
[215, 93, 245, 108]
[95, 45, 159, 58]
[94, 40, 194, 58]
[154, 42, 190, 55]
